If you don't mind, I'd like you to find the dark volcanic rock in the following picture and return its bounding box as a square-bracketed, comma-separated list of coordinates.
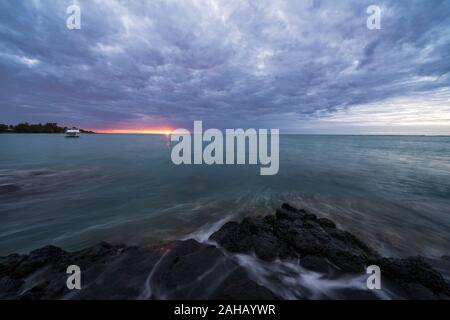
[0, 239, 278, 300]
[299, 255, 330, 273]
[212, 267, 279, 300]
[147, 239, 277, 300]
[210, 203, 450, 299]
[369, 256, 450, 298]
[211, 203, 379, 272]
[317, 218, 336, 229]
[210, 217, 291, 261]
[1, 203, 449, 300]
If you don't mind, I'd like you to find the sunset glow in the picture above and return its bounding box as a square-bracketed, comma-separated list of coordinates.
[94, 128, 174, 135]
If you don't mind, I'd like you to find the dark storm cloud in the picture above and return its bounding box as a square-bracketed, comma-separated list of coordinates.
[0, 0, 449, 131]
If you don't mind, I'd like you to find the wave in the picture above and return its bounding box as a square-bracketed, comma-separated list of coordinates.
[232, 253, 394, 300]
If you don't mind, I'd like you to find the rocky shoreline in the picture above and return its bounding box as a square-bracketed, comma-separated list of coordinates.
[1, 204, 449, 300]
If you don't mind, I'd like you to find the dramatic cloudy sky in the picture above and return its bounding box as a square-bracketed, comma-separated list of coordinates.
[1, 0, 449, 134]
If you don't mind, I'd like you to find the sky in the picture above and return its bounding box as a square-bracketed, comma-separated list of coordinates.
[0, 0, 449, 134]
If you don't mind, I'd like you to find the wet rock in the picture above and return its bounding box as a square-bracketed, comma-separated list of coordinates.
[275, 207, 304, 221]
[0, 239, 279, 300]
[284, 227, 325, 255]
[14, 246, 66, 276]
[212, 204, 377, 273]
[1, 203, 449, 300]
[210, 216, 291, 261]
[212, 267, 279, 300]
[210, 203, 450, 299]
[299, 255, 330, 273]
[0, 276, 24, 293]
[148, 239, 278, 300]
[20, 280, 51, 300]
[281, 203, 302, 212]
[370, 256, 450, 298]
[318, 218, 336, 229]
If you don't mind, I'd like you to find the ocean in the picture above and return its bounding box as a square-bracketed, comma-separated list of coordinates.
[1, 134, 449, 258]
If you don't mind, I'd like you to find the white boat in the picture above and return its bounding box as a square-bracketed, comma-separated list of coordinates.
[65, 128, 80, 138]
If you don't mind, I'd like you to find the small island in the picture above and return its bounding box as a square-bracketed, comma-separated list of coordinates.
[0, 123, 95, 134]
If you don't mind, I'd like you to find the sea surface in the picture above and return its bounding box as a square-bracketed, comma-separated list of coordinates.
[1, 134, 449, 258]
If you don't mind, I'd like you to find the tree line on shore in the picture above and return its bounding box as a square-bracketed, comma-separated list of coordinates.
[0, 123, 95, 134]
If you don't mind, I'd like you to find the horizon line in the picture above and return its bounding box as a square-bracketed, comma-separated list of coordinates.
[93, 132, 450, 137]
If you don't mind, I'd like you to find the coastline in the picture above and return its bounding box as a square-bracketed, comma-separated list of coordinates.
[1, 204, 449, 300]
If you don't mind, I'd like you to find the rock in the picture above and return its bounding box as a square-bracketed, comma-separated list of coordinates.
[146, 239, 279, 300]
[0, 239, 279, 300]
[370, 256, 450, 298]
[210, 217, 290, 261]
[281, 203, 301, 212]
[212, 204, 377, 273]
[284, 227, 325, 255]
[210, 203, 450, 299]
[275, 208, 304, 221]
[324, 248, 366, 273]
[0, 277, 24, 293]
[1, 203, 449, 300]
[4, 246, 65, 279]
[318, 218, 336, 229]
[212, 267, 279, 300]
[300, 255, 330, 273]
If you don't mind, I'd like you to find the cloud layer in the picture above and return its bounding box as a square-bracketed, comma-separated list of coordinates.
[1, 0, 449, 133]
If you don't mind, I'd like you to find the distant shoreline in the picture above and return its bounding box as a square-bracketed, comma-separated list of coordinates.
[0, 123, 95, 134]
[0, 131, 96, 134]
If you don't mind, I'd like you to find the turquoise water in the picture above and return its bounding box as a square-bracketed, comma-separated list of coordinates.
[0, 134, 449, 257]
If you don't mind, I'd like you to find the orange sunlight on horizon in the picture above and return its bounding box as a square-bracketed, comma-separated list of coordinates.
[93, 128, 174, 136]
